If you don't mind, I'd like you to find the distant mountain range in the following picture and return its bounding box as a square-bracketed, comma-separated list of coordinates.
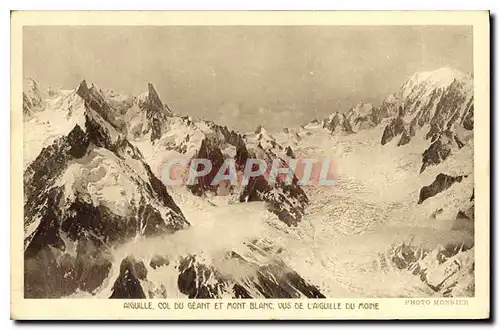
[22, 67, 475, 298]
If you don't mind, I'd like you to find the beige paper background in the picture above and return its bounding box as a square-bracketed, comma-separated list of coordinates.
[10, 10, 490, 320]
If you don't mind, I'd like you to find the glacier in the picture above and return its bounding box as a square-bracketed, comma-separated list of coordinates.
[22, 67, 475, 298]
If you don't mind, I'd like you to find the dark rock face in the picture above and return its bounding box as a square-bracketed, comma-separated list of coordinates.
[84, 110, 119, 150]
[240, 174, 270, 203]
[255, 125, 266, 134]
[397, 129, 411, 146]
[133, 106, 310, 226]
[456, 210, 471, 220]
[381, 117, 405, 145]
[230, 136, 251, 168]
[420, 131, 464, 173]
[392, 243, 422, 270]
[150, 255, 170, 269]
[462, 101, 474, 130]
[23, 93, 34, 116]
[322, 113, 342, 132]
[427, 79, 470, 137]
[187, 138, 226, 196]
[23, 92, 42, 117]
[319, 70, 473, 176]
[23, 126, 91, 262]
[176, 253, 324, 299]
[24, 243, 113, 298]
[397, 119, 417, 146]
[418, 173, 466, 204]
[349, 105, 383, 131]
[143, 162, 187, 225]
[369, 105, 390, 125]
[233, 284, 252, 298]
[109, 257, 147, 299]
[145, 83, 173, 117]
[381, 107, 406, 145]
[24, 125, 89, 223]
[263, 182, 309, 226]
[24, 189, 114, 298]
[452, 204, 474, 234]
[213, 125, 250, 168]
[148, 115, 163, 142]
[235, 141, 250, 168]
[77, 80, 126, 132]
[137, 83, 173, 141]
[255, 263, 324, 298]
[231, 133, 310, 227]
[100, 82, 174, 141]
[164, 117, 308, 226]
[322, 103, 388, 134]
[239, 171, 309, 227]
[177, 255, 227, 298]
[322, 112, 355, 134]
[341, 114, 355, 134]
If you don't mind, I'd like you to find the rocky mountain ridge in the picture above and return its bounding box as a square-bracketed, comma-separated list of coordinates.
[24, 86, 189, 298]
[22, 78, 323, 299]
[391, 241, 474, 296]
[322, 68, 473, 173]
[22, 67, 475, 298]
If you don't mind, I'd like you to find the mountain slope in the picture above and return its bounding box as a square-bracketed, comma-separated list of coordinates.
[23, 79, 325, 299]
[102, 88, 311, 226]
[271, 67, 475, 297]
[24, 81, 189, 298]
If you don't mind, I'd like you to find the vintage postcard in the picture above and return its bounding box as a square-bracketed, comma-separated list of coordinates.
[11, 11, 490, 320]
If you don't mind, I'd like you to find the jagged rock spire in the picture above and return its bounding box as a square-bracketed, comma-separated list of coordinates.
[139, 82, 173, 117]
[76, 79, 89, 97]
[254, 125, 266, 134]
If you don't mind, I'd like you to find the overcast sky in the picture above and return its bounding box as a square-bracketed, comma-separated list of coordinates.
[23, 26, 473, 132]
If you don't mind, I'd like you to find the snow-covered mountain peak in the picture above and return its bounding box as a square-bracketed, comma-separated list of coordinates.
[320, 103, 380, 135]
[23, 65, 475, 299]
[401, 67, 471, 99]
[136, 82, 173, 117]
[249, 125, 279, 149]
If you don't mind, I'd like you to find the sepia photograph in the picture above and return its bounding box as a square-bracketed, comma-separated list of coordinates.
[10, 10, 490, 320]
